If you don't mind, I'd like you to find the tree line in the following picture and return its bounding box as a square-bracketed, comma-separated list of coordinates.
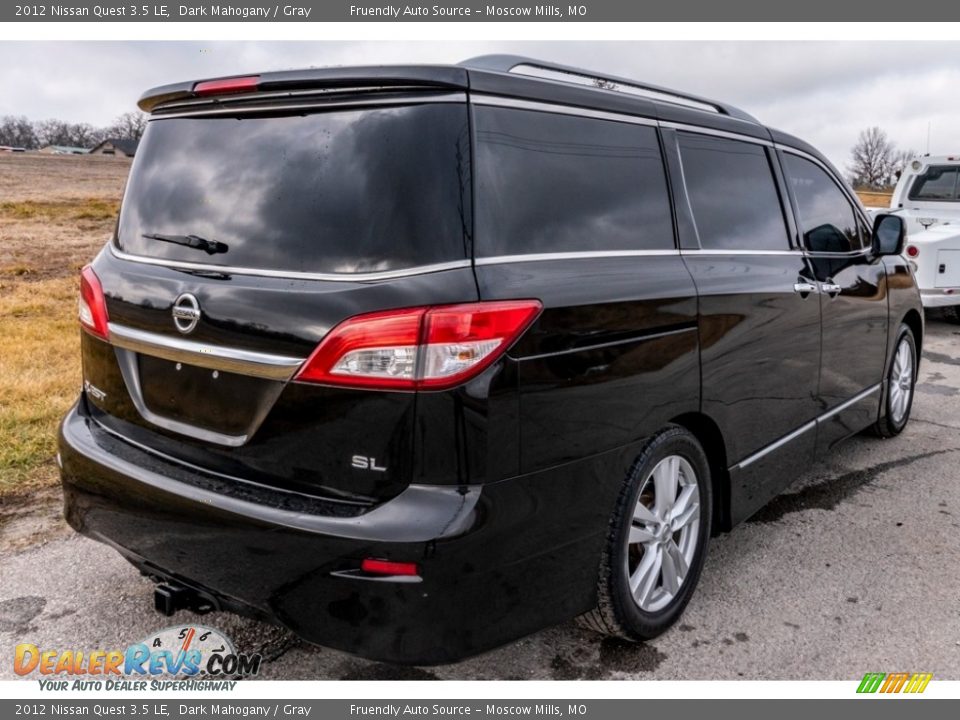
[0, 111, 147, 150]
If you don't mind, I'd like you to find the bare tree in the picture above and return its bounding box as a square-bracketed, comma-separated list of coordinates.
[0, 115, 38, 148]
[34, 119, 105, 148]
[849, 127, 897, 190]
[104, 111, 147, 141]
[34, 119, 73, 147]
[70, 123, 103, 148]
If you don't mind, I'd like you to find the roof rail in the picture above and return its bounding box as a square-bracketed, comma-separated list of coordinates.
[459, 54, 759, 124]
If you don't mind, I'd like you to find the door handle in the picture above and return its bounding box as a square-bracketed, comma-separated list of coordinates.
[794, 282, 818, 296]
[821, 282, 842, 297]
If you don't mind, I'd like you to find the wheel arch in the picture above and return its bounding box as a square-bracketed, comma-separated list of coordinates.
[902, 308, 923, 355]
[669, 412, 732, 533]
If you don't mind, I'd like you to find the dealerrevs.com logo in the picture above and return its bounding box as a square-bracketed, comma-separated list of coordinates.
[14, 625, 261, 691]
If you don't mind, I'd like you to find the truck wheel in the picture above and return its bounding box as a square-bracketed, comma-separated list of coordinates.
[579, 426, 712, 641]
[873, 323, 917, 438]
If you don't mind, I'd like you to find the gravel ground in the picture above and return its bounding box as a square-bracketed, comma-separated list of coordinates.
[2, 314, 958, 681]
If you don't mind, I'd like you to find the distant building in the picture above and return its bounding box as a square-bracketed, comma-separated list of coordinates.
[38, 145, 88, 155]
[89, 138, 139, 158]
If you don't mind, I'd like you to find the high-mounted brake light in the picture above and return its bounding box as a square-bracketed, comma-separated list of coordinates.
[78, 265, 109, 340]
[361, 558, 419, 577]
[295, 300, 542, 391]
[194, 75, 260, 97]
[905, 245, 920, 258]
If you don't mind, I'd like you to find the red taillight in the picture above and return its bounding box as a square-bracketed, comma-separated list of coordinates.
[906, 245, 920, 258]
[295, 300, 542, 391]
[79, 265, 109, 340]
[194, 75, 260, 97]
[361, 558, 419, 577]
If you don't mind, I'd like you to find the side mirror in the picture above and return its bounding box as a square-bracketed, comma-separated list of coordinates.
[872, 214, 906, 256]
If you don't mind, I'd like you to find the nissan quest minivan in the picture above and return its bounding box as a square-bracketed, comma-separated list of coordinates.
[59, 56, 923, 664]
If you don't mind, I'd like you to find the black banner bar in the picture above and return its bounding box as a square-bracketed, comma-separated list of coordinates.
[5, 1, 960, 22]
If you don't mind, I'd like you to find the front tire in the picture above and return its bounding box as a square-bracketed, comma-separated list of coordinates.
[873, 323, 917, 438]
[580, 426, 712, 641]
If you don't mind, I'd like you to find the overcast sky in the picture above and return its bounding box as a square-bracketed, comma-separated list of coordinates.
[2, 41, 960, 170]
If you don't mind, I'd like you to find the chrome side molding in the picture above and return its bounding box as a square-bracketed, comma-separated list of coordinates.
[732, 383, 882, 471]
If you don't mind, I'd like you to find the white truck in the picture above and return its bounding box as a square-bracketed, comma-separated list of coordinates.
[888, 156, 960, 322]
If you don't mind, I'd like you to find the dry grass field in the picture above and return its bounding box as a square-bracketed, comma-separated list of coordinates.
[0, 153, 130, 498]
[855, 189, 893, 208]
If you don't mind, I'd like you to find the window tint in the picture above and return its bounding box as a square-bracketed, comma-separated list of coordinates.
[909, 166, 959, 201]
[783, 153, 864, 253]
[474, 107, 674, 256]
[117, 104, 472, 274]
[677, 133, 789, 252]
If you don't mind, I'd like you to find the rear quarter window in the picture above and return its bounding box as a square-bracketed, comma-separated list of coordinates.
[116, 102, 472, 275]
[474, 107, 674, 257]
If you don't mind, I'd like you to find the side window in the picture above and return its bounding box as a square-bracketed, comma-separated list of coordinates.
[908, 166, 959, 201]
[783, 153, 864, 253]
[677, 133, 790, 252]
[474, 107, 674, 256]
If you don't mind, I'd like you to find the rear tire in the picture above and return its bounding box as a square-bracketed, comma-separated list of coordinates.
[873, 323, 917, 438]
[580, 426, 712, 641]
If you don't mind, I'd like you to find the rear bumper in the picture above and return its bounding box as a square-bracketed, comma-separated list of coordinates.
[58, 399, 607, 665]
[920, 289, 960, 308]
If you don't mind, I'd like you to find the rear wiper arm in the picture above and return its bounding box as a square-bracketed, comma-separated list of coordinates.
[143, 233, 228, 255]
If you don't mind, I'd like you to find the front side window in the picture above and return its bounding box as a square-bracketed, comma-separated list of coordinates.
[783, 153, 864, 253]
[908, 166, 960, 201]
[474, 107, 674, 256]
[677, 133, 790, 252]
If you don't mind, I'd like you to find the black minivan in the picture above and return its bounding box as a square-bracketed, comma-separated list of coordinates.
[59, 56, 922, 664]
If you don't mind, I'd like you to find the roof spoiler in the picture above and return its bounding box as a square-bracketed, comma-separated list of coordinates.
[137, 65, 470, 113]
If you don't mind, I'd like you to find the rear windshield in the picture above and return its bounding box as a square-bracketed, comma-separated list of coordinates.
[908, 166, 960, 202]
[116, 103, 472, 275]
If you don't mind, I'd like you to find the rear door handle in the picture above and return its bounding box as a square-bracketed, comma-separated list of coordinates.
[821, 282, 842, 297]
[794, 282, 818, 296]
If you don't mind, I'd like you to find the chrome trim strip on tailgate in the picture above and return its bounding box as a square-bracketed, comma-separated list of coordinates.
[108, 244, 472, 283]
[107, 324, 306, 381]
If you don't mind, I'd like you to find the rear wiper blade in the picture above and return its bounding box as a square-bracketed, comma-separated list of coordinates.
[143, 233, 228, 255]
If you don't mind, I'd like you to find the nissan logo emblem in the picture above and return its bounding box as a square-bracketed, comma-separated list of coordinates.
[171, 293, 201, 334]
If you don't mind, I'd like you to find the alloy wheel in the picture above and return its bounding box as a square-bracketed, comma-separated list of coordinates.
[626, 455, 701, 613]
[888, 338, 914, 425]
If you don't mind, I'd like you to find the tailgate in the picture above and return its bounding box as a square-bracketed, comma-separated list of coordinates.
[81, 97, 475, 504]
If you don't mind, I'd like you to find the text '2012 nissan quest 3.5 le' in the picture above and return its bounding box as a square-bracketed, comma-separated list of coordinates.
[60, 56, 922, 665]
